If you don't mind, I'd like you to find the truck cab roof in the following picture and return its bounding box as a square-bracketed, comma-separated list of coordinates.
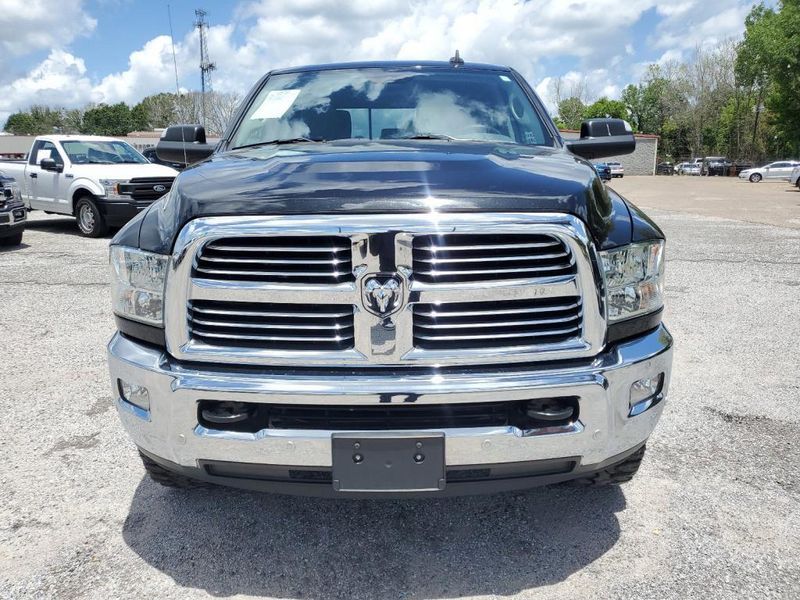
[268, 60, 513, 76]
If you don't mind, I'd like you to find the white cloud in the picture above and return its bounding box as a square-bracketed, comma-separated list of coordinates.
[0, 50, 94, 120]
[0, 0, 95, 58]
[652, 1, 752, 50]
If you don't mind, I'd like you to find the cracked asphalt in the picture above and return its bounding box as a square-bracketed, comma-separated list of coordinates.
[1, 177, 798, 599]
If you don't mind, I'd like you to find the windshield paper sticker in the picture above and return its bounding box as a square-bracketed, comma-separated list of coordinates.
[250, 89, 301, 119]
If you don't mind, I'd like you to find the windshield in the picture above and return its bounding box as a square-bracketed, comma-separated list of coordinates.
[60, 140, 148, 165]
[231, 68, 554, 149]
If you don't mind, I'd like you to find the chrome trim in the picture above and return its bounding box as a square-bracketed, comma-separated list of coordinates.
[108, 325, 672, 469]
[165, 213, 606, 366]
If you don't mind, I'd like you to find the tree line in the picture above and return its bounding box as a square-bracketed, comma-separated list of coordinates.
[551, 2, 799, 162]
[3, 91, 241, 138]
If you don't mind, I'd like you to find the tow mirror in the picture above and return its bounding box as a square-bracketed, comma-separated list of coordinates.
[156, 125, 215, 165]
[40, 157, 63, 172]
[566, 118, 636, 160]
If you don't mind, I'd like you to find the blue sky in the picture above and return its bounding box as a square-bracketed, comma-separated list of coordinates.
[0, 0, 769, 126]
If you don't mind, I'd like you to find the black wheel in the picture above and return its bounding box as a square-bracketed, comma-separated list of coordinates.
[749, 173, 762, 183]
[0, 232, 23, 246]
[139, 451, 208, 489]
[75, 196, 108, 237]
[566, 445, 646, 487]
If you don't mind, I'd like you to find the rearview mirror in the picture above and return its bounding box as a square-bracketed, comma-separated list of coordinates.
[565, 118, 636, 160]
[156, 125, 215, 165]
[40, 157, 63, 172]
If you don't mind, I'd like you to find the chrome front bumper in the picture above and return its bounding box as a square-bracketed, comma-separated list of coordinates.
[108, 325, 672, 492]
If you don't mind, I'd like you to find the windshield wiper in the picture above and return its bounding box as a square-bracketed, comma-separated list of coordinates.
[395, 133, 455, 141]
[233, 137, 325, 150]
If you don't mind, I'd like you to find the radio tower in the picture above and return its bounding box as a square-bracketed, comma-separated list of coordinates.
[194, 8, 216, 128]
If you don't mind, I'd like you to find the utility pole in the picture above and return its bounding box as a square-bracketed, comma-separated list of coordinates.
[194, 8, 215, 128]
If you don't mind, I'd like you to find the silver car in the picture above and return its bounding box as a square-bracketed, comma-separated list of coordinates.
[739, 160, 800, 182]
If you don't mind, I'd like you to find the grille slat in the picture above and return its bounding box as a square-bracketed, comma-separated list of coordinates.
[414, 263, 574, 277]
[416, 251, 570, 264]
[195, 236, 353, 284]
[412, 233, 575, 284]
[188, 300, 354, 351]
[199, 256, 342, 265]
[413, 297, 582, 350]
[414, 313, 582, 329]
[205, 243, 350, 254]
[190, 305, 353, 319]
[415, 300, 580, 319]
[195, 267, 345, 278]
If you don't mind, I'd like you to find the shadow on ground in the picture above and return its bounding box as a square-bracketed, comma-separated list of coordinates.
[24, 216, 119, 238]
[123, 479, 625, 598]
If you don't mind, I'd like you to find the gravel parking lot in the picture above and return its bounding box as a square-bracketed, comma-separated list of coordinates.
[1, 177, 798, 599]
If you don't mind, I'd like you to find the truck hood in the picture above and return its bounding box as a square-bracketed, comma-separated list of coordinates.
[71, 162, 178, 179]
[131, 140, 639, 253]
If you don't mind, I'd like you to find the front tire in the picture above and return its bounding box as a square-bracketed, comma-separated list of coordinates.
[566, 445, 646, 486]
[749, 173, 762, 183]
[75, 196, 108, 238]
[0, 232, 23, 246]
[139, 451, 208, 489]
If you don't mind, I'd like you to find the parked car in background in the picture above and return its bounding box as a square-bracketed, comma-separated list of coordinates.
[593, 162, 612, 181]
[607, 161, 624, 178]
[676, 161, 701, 175]
[0, 136, 178, 237]
[0, 171, 26, 246]
[142, 147, 185, 171]
[656, 162, 674, 175]
[790, 165, 800, 189]
[738, 160, 800, 182]
[732, 161, 753, 175]
[701, 156, 732, 176]
[108, 60, 672, 496]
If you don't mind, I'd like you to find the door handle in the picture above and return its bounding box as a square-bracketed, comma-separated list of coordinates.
[29, 173, 37, 178]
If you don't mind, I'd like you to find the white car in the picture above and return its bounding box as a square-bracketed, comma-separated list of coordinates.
[790, 165, 800, 189]
[606, 161, 624, 178]
[677, 162, 700, 175]
[738, 160, 800, 183]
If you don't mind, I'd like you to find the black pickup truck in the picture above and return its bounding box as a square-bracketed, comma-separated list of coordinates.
[0, 171, 26, 246]
[107, 60, 672, 497]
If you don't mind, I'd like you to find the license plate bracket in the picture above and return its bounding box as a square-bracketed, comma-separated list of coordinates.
[332, 432, 445, 493]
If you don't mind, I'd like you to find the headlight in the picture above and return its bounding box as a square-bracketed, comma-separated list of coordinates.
[99, 179, 129, 200]
[600, 241, 664, 321]
[110, 246, 169, 326]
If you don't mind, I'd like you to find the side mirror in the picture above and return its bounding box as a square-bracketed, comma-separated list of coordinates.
[40, 157, 63, 172]
[156, 125, 215, 165]
[565, 118, 636, 160]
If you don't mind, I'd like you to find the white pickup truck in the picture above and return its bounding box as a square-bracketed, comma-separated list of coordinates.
[0, 135, 178, 237]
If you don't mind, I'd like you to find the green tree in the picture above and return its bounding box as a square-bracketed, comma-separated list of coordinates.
[583, 97, 628, 120]
[737, 1, 800, 157]
[556, 97, 586, 130]
[81, 103, 136, 136]
[4, 112, 36, 135]
[133, 92, 179, 130]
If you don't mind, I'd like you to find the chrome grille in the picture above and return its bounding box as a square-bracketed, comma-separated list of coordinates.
[412, 233, 575, 283]
[188, 300, 355, 351]
[166, 213, 605, 366]
[194, 236, 353, 284]
[413, 297, 582, 349]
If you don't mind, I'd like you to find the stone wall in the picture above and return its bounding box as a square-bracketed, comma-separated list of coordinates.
[559, 130, 659, 176]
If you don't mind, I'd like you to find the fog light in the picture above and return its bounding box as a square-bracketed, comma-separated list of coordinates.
[118, 379, 150, 411]
[629, 373, 664, 416]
